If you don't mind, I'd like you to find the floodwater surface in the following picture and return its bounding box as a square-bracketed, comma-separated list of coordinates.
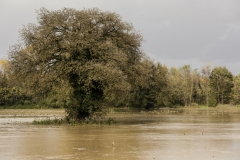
[1, 109, 240, 160]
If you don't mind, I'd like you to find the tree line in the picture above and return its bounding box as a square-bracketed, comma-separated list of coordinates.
[0, 8, 239, 120]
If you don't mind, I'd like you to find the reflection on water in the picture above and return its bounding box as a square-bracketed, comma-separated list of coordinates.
[1, 109, 240, 160]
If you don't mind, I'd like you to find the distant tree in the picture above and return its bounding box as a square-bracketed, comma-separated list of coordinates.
[166, 65, 199, 106]
[0, 71, 29, 106]
[0, 59, 8, 72]
[8, 8, 143, 120]
[0, 71, 7, 88]
[162, 67, 183, 107]
[181, 65, 200, 106]
[209, 67, 233, 106]
[200, 63, 211, 107]
[128, 58, 168, 109]
[231, 74, 240, 105]
[167, 67, 183, 106]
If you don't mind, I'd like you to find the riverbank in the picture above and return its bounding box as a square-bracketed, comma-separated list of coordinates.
[0, 109, 66, 118]
[1, 106, 240, 117]
[1, 106, 240, 125]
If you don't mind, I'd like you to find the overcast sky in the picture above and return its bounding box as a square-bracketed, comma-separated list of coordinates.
[1, 0, 240, 74]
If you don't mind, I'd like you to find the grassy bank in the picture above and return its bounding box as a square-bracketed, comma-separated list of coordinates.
[0, 108, 65, 118]
[1, 105, 240, 125]
[0, 104, 48, 109]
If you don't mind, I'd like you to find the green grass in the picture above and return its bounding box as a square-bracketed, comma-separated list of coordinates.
[198, 105, 208, 108]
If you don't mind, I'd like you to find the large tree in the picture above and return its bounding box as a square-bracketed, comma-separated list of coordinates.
[8, 8, 143, 120]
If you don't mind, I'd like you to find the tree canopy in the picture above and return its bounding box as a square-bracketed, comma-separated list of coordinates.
[3, 7, 240, 119]
[209, 67, 233, 106]
[8, 8, 143, 120]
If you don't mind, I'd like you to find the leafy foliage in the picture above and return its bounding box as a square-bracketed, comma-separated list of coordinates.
[209, 67, 234, 106]
[2, 7, 240, 118]
[128, 59, 168, 109]
[231, 74, 240, 105]
[8, 8, 142, 120]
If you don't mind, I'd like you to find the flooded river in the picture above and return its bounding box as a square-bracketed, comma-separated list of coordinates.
[1, 108, 240, 160]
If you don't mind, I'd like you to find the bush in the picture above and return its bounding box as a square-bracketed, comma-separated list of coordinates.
[209, 97, 217, 107]
[191, 103, 199, 107]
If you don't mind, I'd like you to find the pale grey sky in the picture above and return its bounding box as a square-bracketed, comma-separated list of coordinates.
[1, 0, 240, 74]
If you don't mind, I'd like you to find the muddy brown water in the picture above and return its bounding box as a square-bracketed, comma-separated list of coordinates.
[1, 109, 240, 160]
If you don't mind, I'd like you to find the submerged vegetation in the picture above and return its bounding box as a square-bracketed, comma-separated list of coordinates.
[0, 8, 240, 122]
[33, 116, 116, 125]
[33, 118, 66, 125]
